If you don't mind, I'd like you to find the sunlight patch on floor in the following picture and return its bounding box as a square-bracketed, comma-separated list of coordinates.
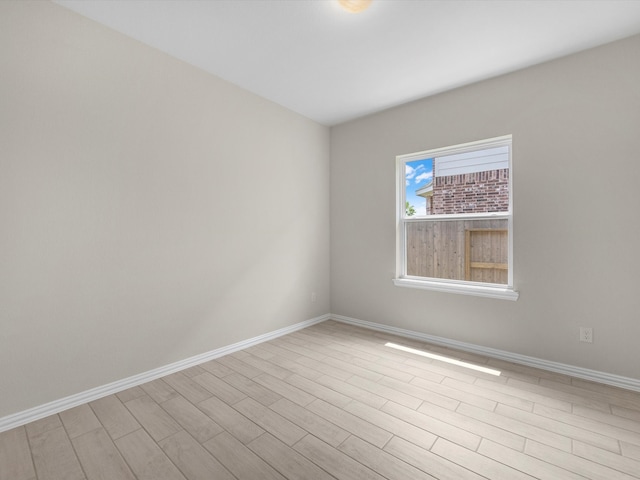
[385, 342, 501, 376]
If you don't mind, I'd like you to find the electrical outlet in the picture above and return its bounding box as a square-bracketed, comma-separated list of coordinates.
[311, 292, 317, 303]
[579, 327, 593, 343]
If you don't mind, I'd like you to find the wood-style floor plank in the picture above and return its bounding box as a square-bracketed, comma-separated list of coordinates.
[321, 355, 385, 382]
[249, 349, 326, 380]
[375, 355, 446, 383]
[235, 352, 294, 380]
[233, 397, 307, 446]
[191, 372, 247, 405]
[115, 386, 146, 403]
[28, 426, 85, 480]
[507, 377, 612, 413]
[305, 399, 393, 448]
[314, 374, 388, 409]
[613, 405, 640, 423]
[159, 430, 235, 480]
[280, 373, 351, 408]
[124, 395, 181, 442]
[293, 434, 386, 480]
[622, 441, 640, 461]
[215, 355, 264, 379]
[496, 403, 622, 453]
[269, 398, 351, 448]
[410, 376, 496, 411]
[140, 379, 179, 404]
[203, 432, 286, 480]
[540, 378, 640, 412]
[274, 337, 328, 362]
[223, 372, 283, 406]
[477, 438, 586, 480]
[415, 400, 526, 451]
[536, 403, 640, 446]
[431, 437, 536, 480]
[159, 395, 224, 443]
[88, 395, 140, 440]
[4, 320, 640, 480]
[248, 433, 336, 480]
[198, 359, 234, 378]
[338, 434, 438, 480]
[572, 440, 640, 477]
[71, 427, 136, 480]
[59, 404, 102, 439]
[294, 355, 355, 382]
[443, 377, 535, 411]
[474, 376, 573, 412]
[196, 396, 264, 444]
[161, 373, 212, 404]
[181, 366, 207, 378]
[456, 402, 573, 452]
[525, 439, 639, 480]
[0, 427, 36, 480]
[378, 375, 461, 410]
[383, 436, 486, 480]
[344, 400, 439, 450]
[571, 378, 640, 401]
[572, 403, 640, 433]
[24, 416, 61, 438]
[370, 399, 480, 450]
[347, 374, 423, 409]
[114, 429, 186, 480]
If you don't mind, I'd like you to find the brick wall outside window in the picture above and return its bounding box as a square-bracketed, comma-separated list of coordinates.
[432, 168, 509, 214]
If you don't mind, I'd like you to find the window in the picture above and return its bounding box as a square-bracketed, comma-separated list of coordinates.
[394, 135, 518, 300]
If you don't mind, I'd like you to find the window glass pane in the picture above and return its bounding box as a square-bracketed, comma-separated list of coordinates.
[404, 158, 433, 217]
[406, 218, 509, 285]
[425, 145, 509, 215]
[397, 136, 514, 294]
[404, 147, 510, 217]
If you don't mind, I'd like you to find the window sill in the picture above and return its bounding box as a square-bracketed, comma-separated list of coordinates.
[393, 278, 519, 301]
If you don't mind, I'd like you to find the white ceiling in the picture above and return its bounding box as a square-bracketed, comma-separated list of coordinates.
[54, 0, 640, 126]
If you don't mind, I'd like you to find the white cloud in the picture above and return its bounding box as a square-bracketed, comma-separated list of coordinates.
[415, 172, 433, 184]
[405, 164, 415, 179]
[406, 163, 425, 182]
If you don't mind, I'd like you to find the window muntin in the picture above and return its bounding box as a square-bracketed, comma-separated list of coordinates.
[396, 135, 516, 298]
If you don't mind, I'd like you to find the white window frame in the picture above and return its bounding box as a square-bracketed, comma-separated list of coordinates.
[394, 135, 518, 300]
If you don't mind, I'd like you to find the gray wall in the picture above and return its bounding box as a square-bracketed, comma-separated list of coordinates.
[331, 34, 640, 380]
[0, 1, 330, 418]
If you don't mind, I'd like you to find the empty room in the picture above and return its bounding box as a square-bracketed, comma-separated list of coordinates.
[2, 1, 640, 479]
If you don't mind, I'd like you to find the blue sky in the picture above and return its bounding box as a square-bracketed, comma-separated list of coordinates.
[405, 158, 433, 216]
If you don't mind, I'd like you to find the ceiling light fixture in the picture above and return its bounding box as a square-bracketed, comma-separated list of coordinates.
[337, 0, 372, 14]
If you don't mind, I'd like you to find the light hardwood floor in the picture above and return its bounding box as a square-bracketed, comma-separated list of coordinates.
[2, 320, 640, 479]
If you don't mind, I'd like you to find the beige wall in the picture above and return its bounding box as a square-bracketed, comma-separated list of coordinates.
[331, 34, 640, 379]
[0, 1, 330, 418]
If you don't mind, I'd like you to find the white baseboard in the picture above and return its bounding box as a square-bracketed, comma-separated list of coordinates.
[331, 314, 640, 393]
[5, 311, 638, 434]
[0, 314, 331, 433]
